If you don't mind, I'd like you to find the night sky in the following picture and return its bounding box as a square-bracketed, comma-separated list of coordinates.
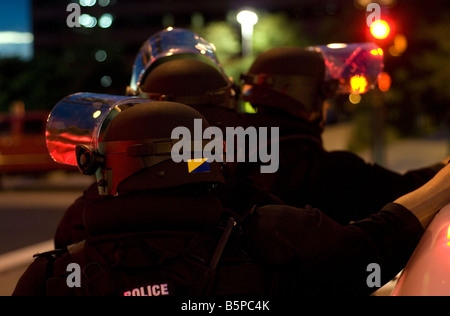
[0, 0, 33, 59]
[0, 0, 31, 32]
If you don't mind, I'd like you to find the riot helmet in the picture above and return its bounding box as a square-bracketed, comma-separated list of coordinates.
[140, 58, 236, 111]
[241, 47, 332, 123]
[307, 43, 384, 95]
[127, 27, 233, 106]
[46, 93, 224, 196]
[241, 43, 384, 123]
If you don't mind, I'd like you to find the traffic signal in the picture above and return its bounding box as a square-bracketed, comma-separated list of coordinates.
[370, 19, 391, 40]
[368, 17, 407, 57]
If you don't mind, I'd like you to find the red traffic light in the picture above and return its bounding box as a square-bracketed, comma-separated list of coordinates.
[370, 19, 391, 40]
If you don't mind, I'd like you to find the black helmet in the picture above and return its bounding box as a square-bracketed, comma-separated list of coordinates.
[99, 101, 224, 195]
[127, 28, 232, 102]
[46, 93, 224, 196]
[241, 43, 385, 123]
[241, 47, 337, 123]
[140, 58, 236, 111]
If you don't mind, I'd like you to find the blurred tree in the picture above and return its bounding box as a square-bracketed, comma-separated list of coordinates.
[253, 11, 310, 54]
[193, 11, 312, 82]
[193, 20, 246, 81]
[409, 13, 450, 121]
[0, 46, 128, 113]
[382, 6, 450, 137]
[0, 54, 76, 112]
[196, 20, 241, 62]
[0, 58, 27, 112]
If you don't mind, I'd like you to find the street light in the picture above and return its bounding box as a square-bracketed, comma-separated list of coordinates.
[237, 10, 258, 57]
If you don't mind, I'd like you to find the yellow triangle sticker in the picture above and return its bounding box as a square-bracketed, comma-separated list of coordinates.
[187, 158, 210, 173]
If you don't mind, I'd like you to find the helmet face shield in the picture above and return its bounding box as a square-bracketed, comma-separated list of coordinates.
[129, 28, 226, 96]
[47, 96, 224, 196]
[46, 93, 148, 166]
[308, 43, 384, 94]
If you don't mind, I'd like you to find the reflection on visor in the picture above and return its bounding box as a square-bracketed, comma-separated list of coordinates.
[308, 43, 384, 94]
[46, 93, 148, 166]
[129, 27, 225, 93]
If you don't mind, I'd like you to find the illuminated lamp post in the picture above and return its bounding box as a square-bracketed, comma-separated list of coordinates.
[237, 10, 258, 57]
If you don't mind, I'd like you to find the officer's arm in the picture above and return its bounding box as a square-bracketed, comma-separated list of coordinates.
[394, 163, 450, 229]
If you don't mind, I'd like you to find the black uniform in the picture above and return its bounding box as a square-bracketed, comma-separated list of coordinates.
[53, 113, 442, 249]
[226, 112, 444, 225]
[13, 185, 423, 296]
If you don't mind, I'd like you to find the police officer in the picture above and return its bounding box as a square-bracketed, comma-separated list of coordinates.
[13, 95, 450, 296]
[18, 98, 230, 296]
[238, 46, 448, 224]
[54, 28, 240, 249]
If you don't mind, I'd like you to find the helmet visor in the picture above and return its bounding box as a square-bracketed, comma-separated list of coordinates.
[308, 43, 384, 94]
[129, 28, 225, 93]
[46, 93, 148, 166]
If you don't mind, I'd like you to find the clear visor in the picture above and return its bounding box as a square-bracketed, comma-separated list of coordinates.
[308, 43, 384, 94]
[46, 93, 148, 166]
[129, 28, 226, 93]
